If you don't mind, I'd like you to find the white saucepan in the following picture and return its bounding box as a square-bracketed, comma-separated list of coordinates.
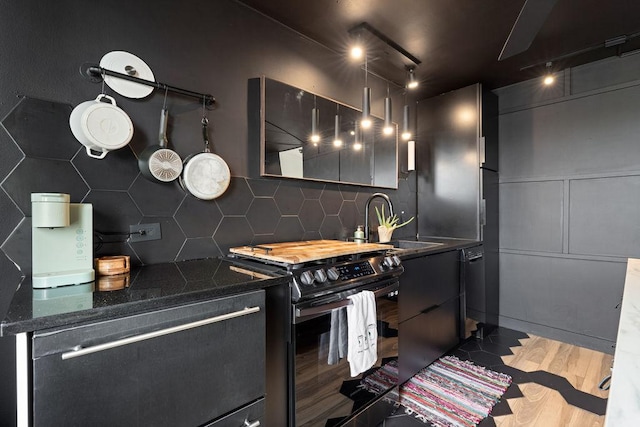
[69, 94, 134, 159]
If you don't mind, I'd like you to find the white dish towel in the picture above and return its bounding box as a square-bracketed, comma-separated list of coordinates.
[346, 290, 378, 377]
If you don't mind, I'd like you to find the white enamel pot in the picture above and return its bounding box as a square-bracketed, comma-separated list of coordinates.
[180, 118, 230, 200]
[70, 94, 134, 159]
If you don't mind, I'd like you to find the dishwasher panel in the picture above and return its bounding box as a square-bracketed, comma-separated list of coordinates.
[32, 290, 265, 427]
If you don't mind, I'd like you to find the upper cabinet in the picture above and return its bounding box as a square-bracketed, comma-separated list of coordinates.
[252, 77, 398, 189]
[415, 83, 498, 241]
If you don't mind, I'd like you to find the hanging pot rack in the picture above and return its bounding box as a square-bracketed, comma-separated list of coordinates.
[79, 63, 216, 108]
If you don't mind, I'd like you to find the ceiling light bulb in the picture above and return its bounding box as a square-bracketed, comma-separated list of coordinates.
[542, 61, 555, 86]
[383, 126, 394, 135]
[350, 45, 364, 59]
[311, 134, 320, 143]
[361, 118, 372, 129]
[333, 139, 343, 147]
[406, 67, 419, 90]
[401, 131, 412, 141]
[353, 142, 362, 151]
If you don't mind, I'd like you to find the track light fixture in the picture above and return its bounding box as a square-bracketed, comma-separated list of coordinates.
[406, 66, 419, 90]
[543, 62, 555, 86]
[350, 31, 364, 60]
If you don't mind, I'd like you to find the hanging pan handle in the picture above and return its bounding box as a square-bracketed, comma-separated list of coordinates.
[202, 117, 211, 153]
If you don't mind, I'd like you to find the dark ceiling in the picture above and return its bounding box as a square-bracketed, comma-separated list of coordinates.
[237, 0, 640, 99]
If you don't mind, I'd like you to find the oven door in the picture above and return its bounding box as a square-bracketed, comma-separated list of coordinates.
[292, 279, 399, 427]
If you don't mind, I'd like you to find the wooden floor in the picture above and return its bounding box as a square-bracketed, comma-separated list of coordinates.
[493, 333, 613, 427]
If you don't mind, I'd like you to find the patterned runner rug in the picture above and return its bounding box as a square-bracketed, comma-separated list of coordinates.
[361, 356, 512, 427]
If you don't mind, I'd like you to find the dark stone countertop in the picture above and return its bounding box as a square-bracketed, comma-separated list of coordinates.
[0, 257, 288, 337]
[387, 236, 481, 259]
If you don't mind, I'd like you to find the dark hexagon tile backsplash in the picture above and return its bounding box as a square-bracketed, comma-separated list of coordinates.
[0, 96, 416, 271]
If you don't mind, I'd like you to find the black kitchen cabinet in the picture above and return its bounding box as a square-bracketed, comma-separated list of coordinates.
[398, 250, 460, 383]
[31, 290, 265, 427]
[416, 83, 499, 334]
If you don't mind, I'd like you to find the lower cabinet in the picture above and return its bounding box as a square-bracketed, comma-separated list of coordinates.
[30, 290, 265, 427]
[398, 298, 459, 383]
[398, 250, 461, 384]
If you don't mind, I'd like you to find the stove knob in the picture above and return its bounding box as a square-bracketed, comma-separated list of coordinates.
[392, 255, 402, 267]
[300, 270, 315, 286]
[382, 256, 395, 269]
[327, 267, 340, 281]
[314, 269, 328, 283]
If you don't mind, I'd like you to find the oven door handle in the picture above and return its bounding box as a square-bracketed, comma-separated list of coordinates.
[295, 282, 398, 319]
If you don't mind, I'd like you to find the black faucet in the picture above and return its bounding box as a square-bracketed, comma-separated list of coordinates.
[364, 193, 394, 243]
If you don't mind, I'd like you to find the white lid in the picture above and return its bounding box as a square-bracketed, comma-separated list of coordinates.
[99, 51, 155, 99]
[81, 102, 134, 149]
[31, 193, 70, 203]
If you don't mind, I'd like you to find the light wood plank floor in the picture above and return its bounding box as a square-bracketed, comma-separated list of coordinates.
[494, 334, 613, 427]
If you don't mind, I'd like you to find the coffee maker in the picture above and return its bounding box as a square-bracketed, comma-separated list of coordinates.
[31, 193, 94, 288]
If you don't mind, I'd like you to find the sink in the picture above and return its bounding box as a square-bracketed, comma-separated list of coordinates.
[389, 240, 444, 250]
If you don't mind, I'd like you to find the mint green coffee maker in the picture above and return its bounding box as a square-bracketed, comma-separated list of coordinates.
[31, 193, 94, 288]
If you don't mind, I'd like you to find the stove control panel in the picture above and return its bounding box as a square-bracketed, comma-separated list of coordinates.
[290, 255, 403, 301]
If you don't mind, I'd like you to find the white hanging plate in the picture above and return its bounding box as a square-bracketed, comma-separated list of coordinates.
[99, 51, 155, 99]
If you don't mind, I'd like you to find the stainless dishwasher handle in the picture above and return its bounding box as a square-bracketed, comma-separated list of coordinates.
[61, 306, 261, 360]
[295, 282, 399, 318]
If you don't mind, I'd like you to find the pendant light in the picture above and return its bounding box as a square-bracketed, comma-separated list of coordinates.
[333, 105, 342, 147]
[353, 120, 362, 151]
[402, 102, 412, 141]
[383, 84, 393, 135]
[361, 53, 372, 129]
[311, 95, 320, 145]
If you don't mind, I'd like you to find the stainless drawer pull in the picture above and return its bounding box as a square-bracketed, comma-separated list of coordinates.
[244, 420, 260, 427]
[61, 306, 261, 360]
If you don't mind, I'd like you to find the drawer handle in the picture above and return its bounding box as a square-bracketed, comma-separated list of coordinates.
[61, 306, 261, 360]
[244, 420, 260, 427]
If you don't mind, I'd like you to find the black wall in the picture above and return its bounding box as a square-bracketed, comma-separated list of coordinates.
[0, 0, 416, 295]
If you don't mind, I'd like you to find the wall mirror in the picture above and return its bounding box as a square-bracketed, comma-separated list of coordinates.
[259, 77, 398, 189]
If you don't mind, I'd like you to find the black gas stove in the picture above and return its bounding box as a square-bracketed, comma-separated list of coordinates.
[228, 248, 403, 302]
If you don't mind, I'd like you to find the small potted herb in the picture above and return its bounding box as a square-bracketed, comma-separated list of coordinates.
[375, 204, 414, 243]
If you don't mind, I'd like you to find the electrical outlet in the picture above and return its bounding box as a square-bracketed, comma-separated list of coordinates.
[129, 223, 162, 242]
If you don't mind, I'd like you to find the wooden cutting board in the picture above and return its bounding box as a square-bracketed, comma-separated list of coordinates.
[229, 240, 393, 265]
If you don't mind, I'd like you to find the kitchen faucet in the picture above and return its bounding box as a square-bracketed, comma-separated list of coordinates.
[364, 193, 394, 243]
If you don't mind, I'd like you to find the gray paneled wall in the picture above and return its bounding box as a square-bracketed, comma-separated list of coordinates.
[496, 54, 640, 353]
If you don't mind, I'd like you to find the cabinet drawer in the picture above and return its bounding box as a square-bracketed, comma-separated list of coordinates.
[32, 290, 265, 427]
[399, 297, 459, 384]
[399, 251, 459, 323]
[206, 397, 264, 427]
